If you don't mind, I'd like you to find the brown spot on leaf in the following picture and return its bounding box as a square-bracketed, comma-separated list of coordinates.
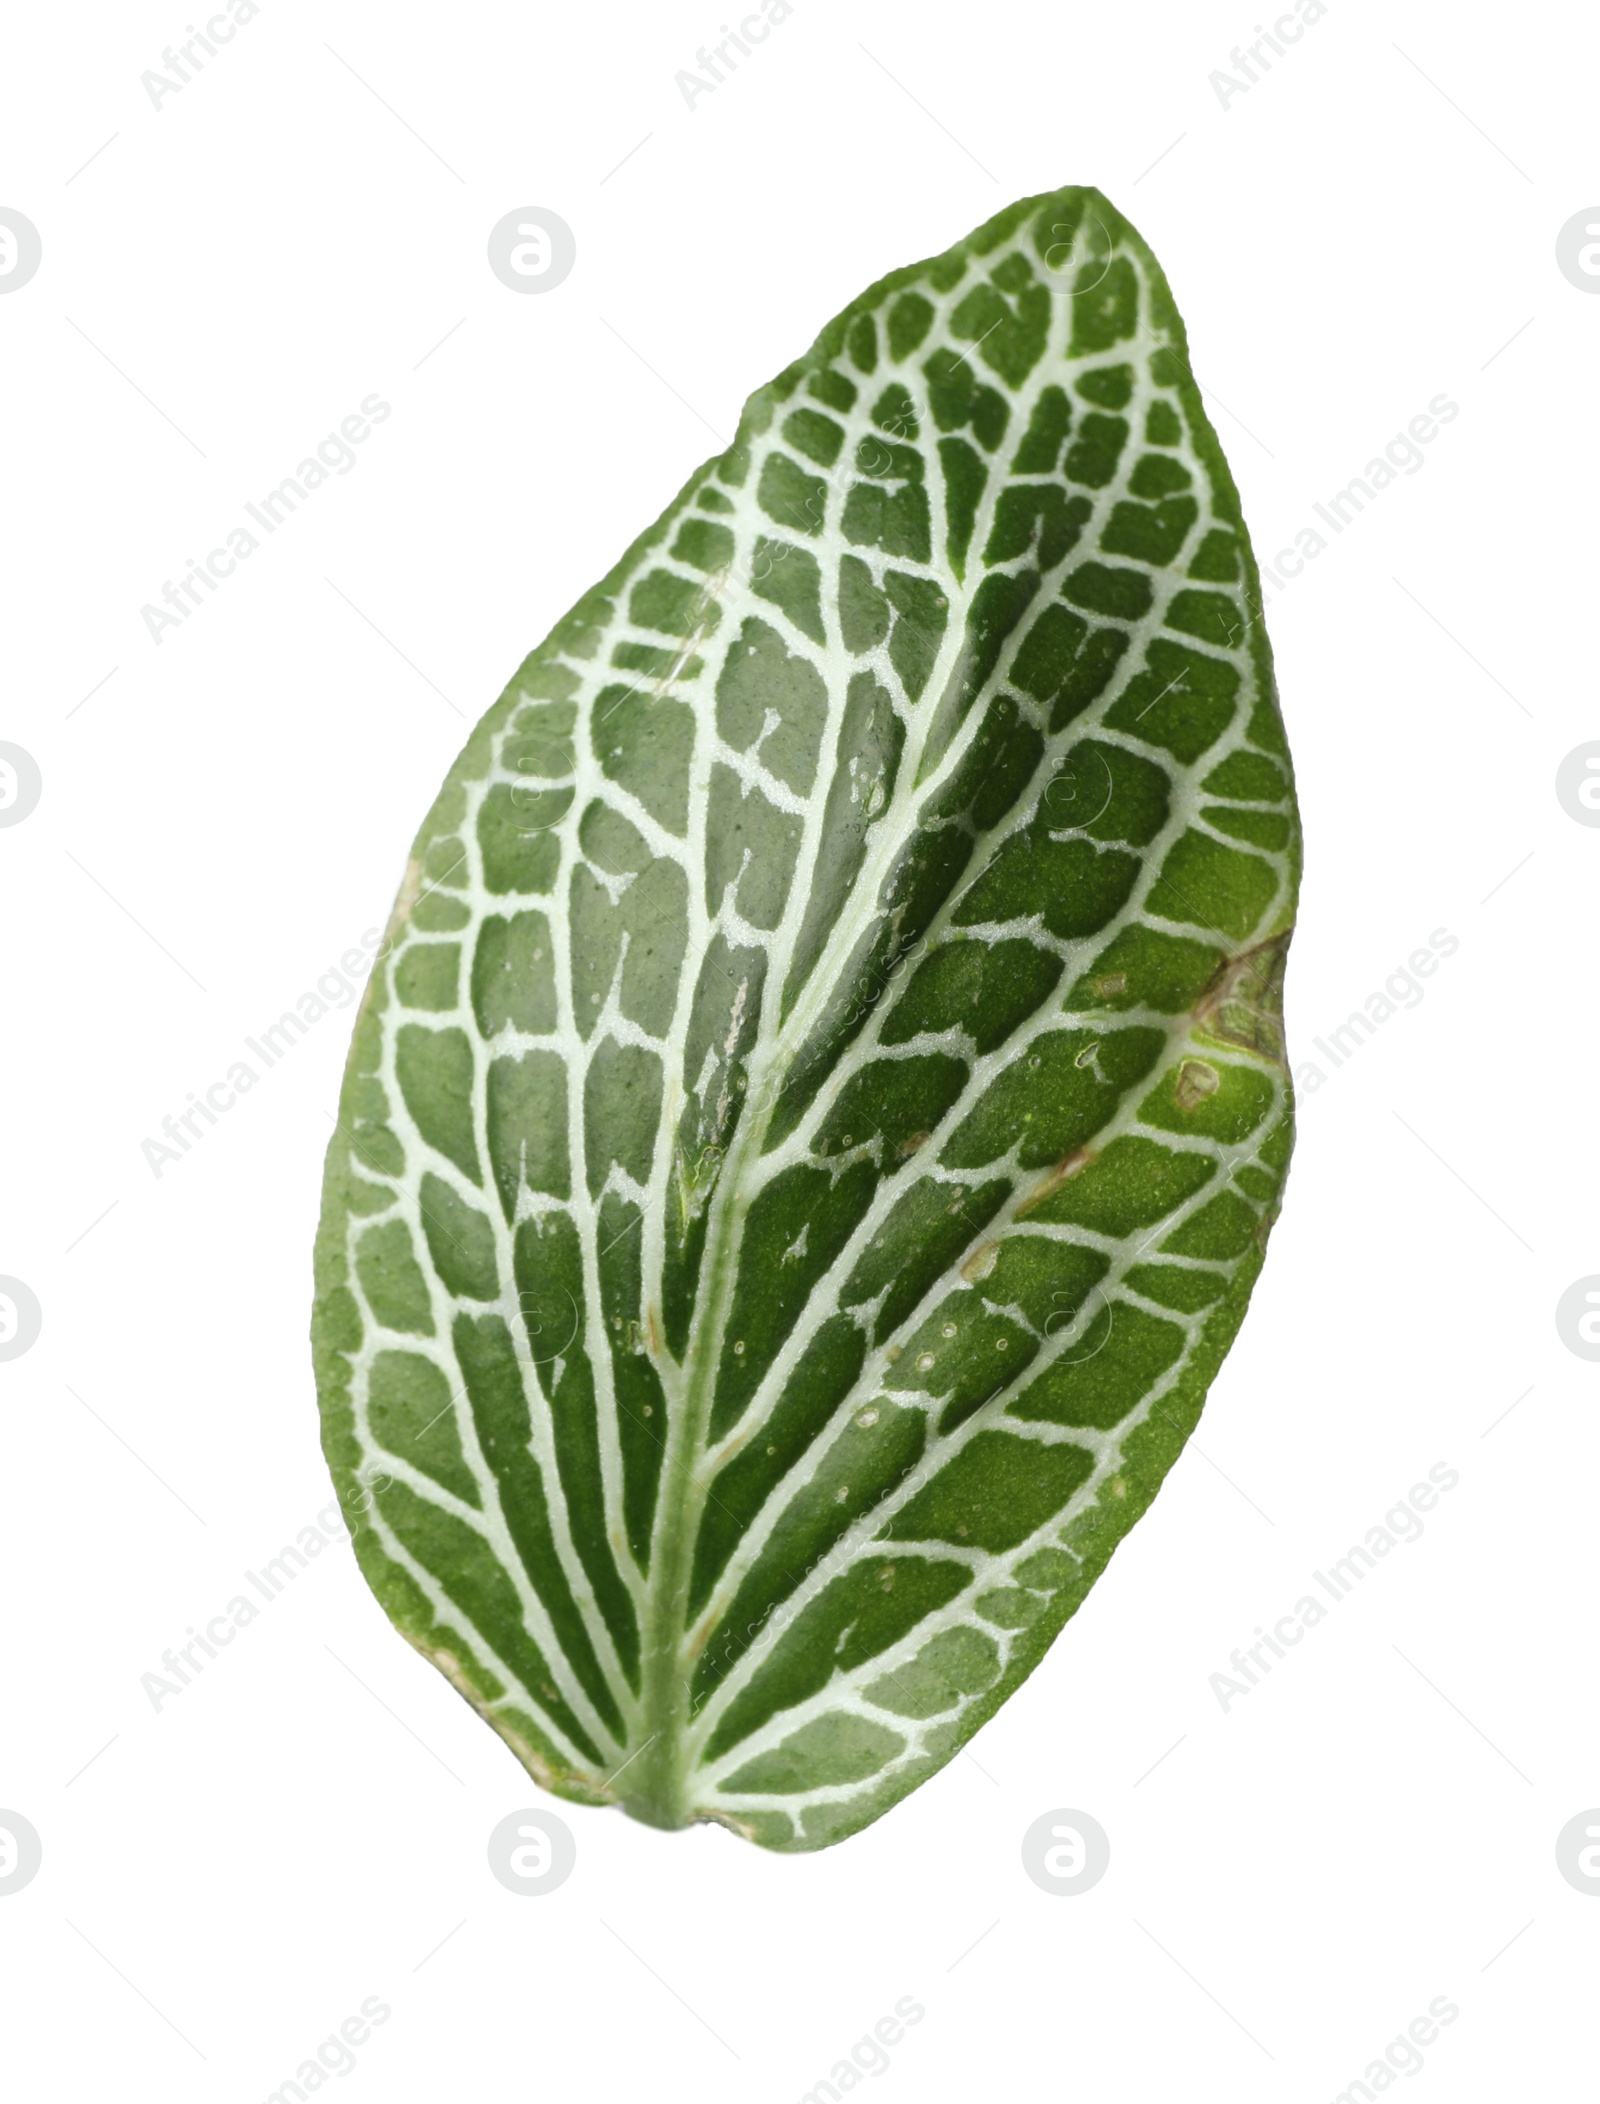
[404, 1635, 609, 1804]
[1174, 1058, 1221, 1111]
[961, 1240, 999, 1283]
[1017, 1146, 1096, 1216]
[1194, 933, 1290, 1063]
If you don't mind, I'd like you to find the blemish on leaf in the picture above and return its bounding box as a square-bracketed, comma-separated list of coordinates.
[1016, 1146, 1096, 1215]
[961, 1241, 999, 1282]
[1174, 1058, 1221, 1111]
[1194, 933, 1290, 1063]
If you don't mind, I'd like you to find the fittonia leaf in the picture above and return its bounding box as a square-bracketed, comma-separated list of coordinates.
[312, 185, 1298, 1852]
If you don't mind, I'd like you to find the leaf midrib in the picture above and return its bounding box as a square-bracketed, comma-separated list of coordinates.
[616, 235, 1235, 1821]
[620, 385, 1001, 1825]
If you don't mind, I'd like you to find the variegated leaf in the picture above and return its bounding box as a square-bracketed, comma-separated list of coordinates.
[313, 185, 1298, 1852]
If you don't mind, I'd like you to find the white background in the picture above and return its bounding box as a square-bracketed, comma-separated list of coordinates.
[3, 0, 1596, 2096]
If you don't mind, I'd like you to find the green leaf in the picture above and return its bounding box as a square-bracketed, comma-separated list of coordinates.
[312, 185, 1298, 1852]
